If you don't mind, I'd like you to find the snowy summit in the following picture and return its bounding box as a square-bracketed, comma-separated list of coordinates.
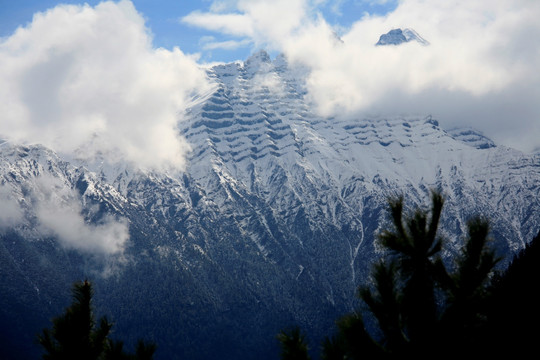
[376, 28, 429, 46]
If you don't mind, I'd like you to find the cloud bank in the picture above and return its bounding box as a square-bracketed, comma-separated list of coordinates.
[37, 201, 129, 255]
[0, 185, 24, 229]
[0, 0, 212, 171]
[183, 0, 540, 152]
[0, 175, 129, 255]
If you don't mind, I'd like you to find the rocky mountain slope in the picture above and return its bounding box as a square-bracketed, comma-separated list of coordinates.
[1, 51, 539, 359]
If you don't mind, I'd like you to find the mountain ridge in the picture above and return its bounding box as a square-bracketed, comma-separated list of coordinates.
[1, 51, 539, 359]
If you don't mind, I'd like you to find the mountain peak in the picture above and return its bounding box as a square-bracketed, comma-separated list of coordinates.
[242, 49, 274, 75]
[3, 39, 540, 360]
[376, 28, 429, 46]
[245, 50, 271, 65]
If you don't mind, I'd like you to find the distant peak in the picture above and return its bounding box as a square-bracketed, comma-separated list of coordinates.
[246, 50, 271, 65]
[243, 50, 274, 75]
[376, 28, 429, 46]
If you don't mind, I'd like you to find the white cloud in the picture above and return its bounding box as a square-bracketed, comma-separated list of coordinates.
[183, 11, 255, 37]
[200, 36, 252, 50]
[0, 173, 129, 255]
[327, 0, 347, 16]
[33, 175, 129, 255]
[182, 0, 309, 50]
[252, 72, 286, 97]
[0, 185, 24, 229]
[183, 0, 540, 152]
[37, 205, 129, 255]
[0, 0, 213, 171]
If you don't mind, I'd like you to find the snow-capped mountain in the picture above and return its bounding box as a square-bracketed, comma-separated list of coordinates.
[1, 51, 539, 359]
[376, 28, 430, 46]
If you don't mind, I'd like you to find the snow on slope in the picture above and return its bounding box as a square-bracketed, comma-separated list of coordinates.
[2, 49, 539, 271]
[177, 50, 540, 251]
[2, 49, 540, 360]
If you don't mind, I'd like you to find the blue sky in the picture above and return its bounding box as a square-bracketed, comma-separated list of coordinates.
[1, 0, 539, 168]
[0, 0, 397, 63]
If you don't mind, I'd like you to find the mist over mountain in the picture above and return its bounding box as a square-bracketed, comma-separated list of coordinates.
[1, 51, 540, 359]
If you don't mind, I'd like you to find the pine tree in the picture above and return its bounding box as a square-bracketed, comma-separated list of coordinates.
[38, 280, 156, 360]
[277, 326, 311, 360]
[38, 280, 112, 360]
[376, 191, 444, 354]
[485, 231, 540, 357]
[319, 190, 500, 358]
[321, 310, 384, 360]
[435, 217, 500, 355]
[133, 339, 158, 360]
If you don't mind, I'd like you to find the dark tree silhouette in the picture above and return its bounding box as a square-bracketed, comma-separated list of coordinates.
[321, 311, 383, 360]
[38, 280, 112, 360]
[485, 231, 540, 357]
[277, 326, 311, 360]
[133, 339, 158, 360]
[316, 190, 501, 358]
[376, 192, 444, 353]
[38, 280, 156, 360]
[435, 216, 500, 355]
